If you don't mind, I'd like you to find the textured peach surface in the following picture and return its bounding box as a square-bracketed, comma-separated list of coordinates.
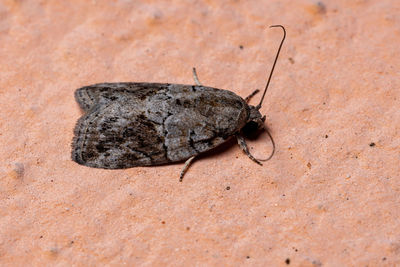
[1, 0, 399, 266]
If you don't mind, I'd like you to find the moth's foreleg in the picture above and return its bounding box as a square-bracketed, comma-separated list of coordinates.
[192, 68, 202, 86]
[179, 155, 196, 182]
[235, 134, 262, 166]
[244, 89, 260, 103]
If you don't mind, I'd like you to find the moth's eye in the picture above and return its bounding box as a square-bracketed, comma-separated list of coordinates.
[242, 121, 259, 135]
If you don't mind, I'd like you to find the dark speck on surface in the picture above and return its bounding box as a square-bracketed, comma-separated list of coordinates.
[317, 1, 327, 14]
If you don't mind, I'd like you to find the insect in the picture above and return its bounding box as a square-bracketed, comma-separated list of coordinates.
[72, 25, 286, 182]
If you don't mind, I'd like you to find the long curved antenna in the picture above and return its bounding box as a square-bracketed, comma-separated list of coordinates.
[241, 127, 275, 163]
[256, 25, 286, 109]
[258, 127, 275, 162]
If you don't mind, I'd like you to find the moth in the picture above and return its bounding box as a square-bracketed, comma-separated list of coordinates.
[72, 25, 286, 181]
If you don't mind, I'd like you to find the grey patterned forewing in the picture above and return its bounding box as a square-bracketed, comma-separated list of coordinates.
[72, 83, 249, 169]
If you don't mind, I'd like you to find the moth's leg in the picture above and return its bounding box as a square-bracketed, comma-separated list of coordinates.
[244, 89, 260, 103]
[235, 134, 262, 166]
[192, 67, 202, 86]
[179, 156, 196, 182]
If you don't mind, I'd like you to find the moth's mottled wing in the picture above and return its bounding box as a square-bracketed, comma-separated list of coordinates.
[74, 83, 163, 112]
[72, 83, 250, 169]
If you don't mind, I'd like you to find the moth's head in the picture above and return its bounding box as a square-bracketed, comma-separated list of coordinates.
[243, 105, 266, 133]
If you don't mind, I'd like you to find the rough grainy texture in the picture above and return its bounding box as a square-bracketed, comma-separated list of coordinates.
[1, 0, 399, 266]
[72, 83, 250, 168]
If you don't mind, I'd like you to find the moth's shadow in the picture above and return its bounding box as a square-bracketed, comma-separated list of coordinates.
[151, 125, 269, 178]
[156, 137, 238, 170]
[167, 127, 266, 169]
[196, 137, 237, 161]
